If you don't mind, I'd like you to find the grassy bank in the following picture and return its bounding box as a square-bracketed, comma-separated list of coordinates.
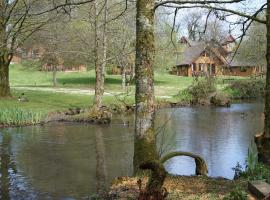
[0, 64, 261, 126]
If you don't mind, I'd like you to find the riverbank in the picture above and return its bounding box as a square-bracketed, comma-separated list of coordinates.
[0, 64, 265, 127]
[0, 88, 264, 128]
[105, 176, 246, 200]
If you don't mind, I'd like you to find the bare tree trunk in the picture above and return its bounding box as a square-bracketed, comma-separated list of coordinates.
[265, 0, 270, 139]
[93, 1, 102, 108]
[0, 61, 11, 97]
[121, 64, 126, 91]
[0, 1, 11, 98]
[133, 0, 159, 174]
[255, 0, 270, 164]
[93, 0, 107, 109]
[53, 66, 57, 87]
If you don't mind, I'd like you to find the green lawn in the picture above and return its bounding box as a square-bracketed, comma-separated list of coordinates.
[1, 63, 248, 115]
[10, 63, 194, 94]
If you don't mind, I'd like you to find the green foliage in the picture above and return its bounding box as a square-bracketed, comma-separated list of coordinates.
[0, 108, 45, 126]
[174, 76, 221, 104]
[223, 186, 247, 200]
[247, 142, 258, 174]
[232, 142, 270, 183]
[175, 89, 193, 103]
[21, 60, 42, 70]
[224, 78, 265, 99]
[240, 163, 270, 183]
[188, 76, 216, 102]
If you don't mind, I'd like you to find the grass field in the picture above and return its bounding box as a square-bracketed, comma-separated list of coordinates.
[1, 63, 248, 115]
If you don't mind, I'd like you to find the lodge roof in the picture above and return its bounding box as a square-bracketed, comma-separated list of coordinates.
[177, 36, 255, 68]
[227, 55, 256, 67]
[177, 42, 228, 66]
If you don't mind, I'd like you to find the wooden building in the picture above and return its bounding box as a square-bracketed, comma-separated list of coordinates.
[172, 36, 258, 77]
[223, 60, 257, 76]
[173, 43, 228, 77]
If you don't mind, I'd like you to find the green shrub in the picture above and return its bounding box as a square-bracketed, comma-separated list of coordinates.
[189, 76, 216, 101]
[174, 76, 217, 105]
[175, 89, 193, 103]
[224, 78, 265, 99]
[240, 163, 270, 183]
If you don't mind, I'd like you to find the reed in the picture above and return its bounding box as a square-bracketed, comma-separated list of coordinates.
[0, 108, 45, 126]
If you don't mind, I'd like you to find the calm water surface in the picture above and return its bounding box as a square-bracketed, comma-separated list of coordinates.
[0, 103, 264, 199]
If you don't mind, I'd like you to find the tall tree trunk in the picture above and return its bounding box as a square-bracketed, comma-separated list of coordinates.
[264, 0, 270, 139]
[0, 1, 11, 98]
[133, 0, 159, 174]
[93, 0, 107, 109]
[93, 1, 102, 108]
[121, 64, 126, 91]
[0, 61, 11, 97]
[256, 0, 270, 164]
[52, 66, 57, 87]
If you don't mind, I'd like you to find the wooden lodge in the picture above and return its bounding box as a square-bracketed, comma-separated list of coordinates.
[11, 46, 87, 72]
[172, 36, 258, 77]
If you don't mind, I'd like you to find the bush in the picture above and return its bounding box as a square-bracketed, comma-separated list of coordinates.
[233, 142, 270, 183]
[188, 76, 216, 103]
[175, 89, 193, 104]
[224, 78, 265, 99]
[174, 76, 220, 105]
[239, 163, 270, 183]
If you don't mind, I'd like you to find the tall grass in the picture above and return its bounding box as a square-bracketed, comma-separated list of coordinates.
[0, 108, 45, 126]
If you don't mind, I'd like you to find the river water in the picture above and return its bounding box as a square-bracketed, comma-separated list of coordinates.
[0, 103, 264, 199]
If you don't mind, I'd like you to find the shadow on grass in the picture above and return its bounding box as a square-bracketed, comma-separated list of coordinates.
[57, 77, 124, 86]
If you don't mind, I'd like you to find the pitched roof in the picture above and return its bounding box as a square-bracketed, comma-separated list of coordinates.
[177, 43, 205, 65]
[177, 43, 228, 66]
[227, 54, 256, 67]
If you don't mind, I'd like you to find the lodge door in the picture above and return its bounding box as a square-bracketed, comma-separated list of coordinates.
[212, 64, 216, 75]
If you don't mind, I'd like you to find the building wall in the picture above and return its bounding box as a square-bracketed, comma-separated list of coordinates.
[223, 67, 256, 77]
[176, 65, 189, 76]
[193, 55, 224, 76]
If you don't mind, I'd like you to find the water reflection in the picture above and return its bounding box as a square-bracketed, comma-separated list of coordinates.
[0, 103, 264, 198]
[2, 123, 133, 199]
[1, 132, 12, 200]
[95, 127, 108, 194]
[156, 103, 264, 178]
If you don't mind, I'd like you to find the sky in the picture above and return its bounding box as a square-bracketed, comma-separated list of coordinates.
[157, 0, 267, 39]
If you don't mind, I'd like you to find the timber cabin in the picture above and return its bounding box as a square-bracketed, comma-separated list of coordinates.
[172, 36, 258, 77]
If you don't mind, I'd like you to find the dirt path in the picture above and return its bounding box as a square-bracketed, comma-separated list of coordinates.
[12, 86, 171, 98]
[12, 86, 120, 96]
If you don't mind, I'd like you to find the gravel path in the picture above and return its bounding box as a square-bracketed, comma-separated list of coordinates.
[12, 86, 171, 98]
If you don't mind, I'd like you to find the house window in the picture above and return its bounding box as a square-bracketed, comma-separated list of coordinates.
[240, 66, 247, 72]
[193, 63, 197, 71]
[199, 63, 204, 71]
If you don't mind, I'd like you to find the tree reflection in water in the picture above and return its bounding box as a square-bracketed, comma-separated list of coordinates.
[95, 127, 108, 195]
[0, 131, 16, 200]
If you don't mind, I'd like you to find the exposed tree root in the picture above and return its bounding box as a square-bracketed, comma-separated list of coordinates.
[160, 151, 208, 176]
[138, 160, 168, 200]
